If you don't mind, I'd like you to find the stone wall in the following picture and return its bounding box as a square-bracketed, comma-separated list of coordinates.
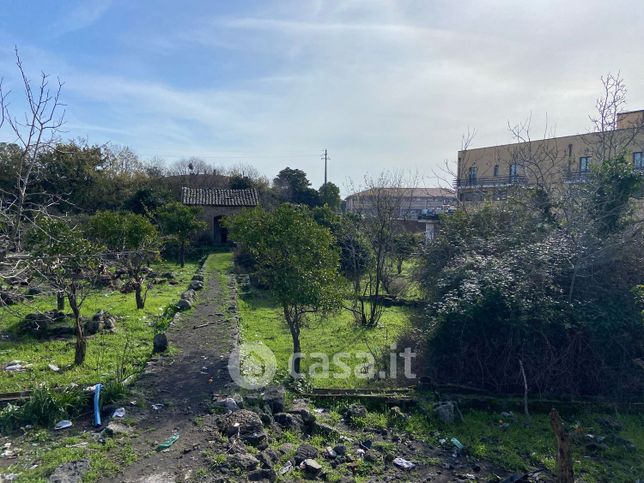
[198, 206, 249, 244]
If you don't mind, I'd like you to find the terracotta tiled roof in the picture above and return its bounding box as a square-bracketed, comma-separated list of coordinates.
[181, 187, 259, 207]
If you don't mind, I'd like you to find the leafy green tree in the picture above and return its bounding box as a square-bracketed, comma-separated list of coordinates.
[37, 143, 110, 211]
[36, 142, 149, 214]
[229, 174, 255, 190]
[124, 186, 174, 215]
[87, 212, 160, 309]
[156, 202, 207, 267]
[0, 143, 21, 195]
[227, 205, 342, 376]
[391, 231, 420, 274]
[318, 182, 341, 210]
[28, 218, 101, 365]
[273, 167, 320, 207]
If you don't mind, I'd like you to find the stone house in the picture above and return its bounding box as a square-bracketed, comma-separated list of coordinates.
[181, 187, 259, 244]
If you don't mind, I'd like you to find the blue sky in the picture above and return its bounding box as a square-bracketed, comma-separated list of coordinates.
[1, 0, 644, 192]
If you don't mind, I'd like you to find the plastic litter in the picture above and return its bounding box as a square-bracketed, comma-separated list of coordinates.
[112, 407, 126, 418]
[279, 461, 293, 475]
[4, 363, 26, 372]
[93, 383, 103, 427]
[48, 363, 60, 372]
[451, 437, 465, 450]
[156, 434, 179, 451]
[214, 397, 239, 412]
[151, 404, 164, 410]
[54, 420, 73, 430]
[393, 457, 415, 470]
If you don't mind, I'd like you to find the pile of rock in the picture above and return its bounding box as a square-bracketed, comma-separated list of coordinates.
[210, 386, 354, 481]
[84, 310, 117, 335]
[0, 289, 25, 306]
[176, 289, 195, 311]
[20, 310, 74, 338]
[189, 277, 204, 291]
[175, 265, 206, 311]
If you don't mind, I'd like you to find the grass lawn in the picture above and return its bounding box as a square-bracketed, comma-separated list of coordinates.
[404, 405, 644, 482]
[0, 259, 198, 393]
[212, 252, 415, 389]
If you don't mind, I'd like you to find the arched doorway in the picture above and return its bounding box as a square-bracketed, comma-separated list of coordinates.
[213, 216, 228, 244]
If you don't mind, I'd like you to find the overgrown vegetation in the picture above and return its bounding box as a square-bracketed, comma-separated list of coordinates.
[415, 155, 643, 398]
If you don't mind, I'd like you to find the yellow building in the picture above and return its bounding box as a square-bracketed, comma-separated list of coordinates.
[456, 110, 644, 203]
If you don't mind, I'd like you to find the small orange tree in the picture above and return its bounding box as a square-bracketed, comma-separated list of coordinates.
[156, 202, 206, 267]
[29, 218, 101, 365]
[87, 211, 159, 309]
[227, 204, 342, 376]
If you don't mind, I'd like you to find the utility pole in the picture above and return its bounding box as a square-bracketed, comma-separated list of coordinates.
[322, 149, 329, 186]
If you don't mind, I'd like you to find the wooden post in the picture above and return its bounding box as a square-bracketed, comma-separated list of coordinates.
[549, 408, 574, 483]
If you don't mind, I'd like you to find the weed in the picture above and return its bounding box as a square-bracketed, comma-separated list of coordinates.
[0, 384, 86, 432]
[202, 448, 227, 468]
[352, 411, 388, 430]
[194, 467, 209, 480]
[193, 416, 205, 427]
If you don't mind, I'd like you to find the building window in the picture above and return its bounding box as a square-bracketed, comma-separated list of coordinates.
[467, 166, 477, 183]
[634, 152, 643, 170]
[509, 163, 519, 182]
[579, 156, 591, 173]
[493, 165, 499, 177]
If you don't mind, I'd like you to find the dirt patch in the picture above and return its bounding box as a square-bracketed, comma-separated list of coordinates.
[100, 269, 238, 482]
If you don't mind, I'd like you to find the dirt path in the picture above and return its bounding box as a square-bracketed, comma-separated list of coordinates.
[102, 264, 239, 483]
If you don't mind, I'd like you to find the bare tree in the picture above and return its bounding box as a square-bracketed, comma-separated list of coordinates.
[167, 157, 217, 176]
[588, 73, 644, 162]
[0, 48, 65, 251]
[0, 48, 65, 309]
[345, 171, 419, 327]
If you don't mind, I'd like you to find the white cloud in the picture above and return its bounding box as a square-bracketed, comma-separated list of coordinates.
[7, 0, 644, 193]
[53, 0, 112, 35]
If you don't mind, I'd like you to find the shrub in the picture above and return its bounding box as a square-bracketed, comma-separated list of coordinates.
[414, 156, 643, 399]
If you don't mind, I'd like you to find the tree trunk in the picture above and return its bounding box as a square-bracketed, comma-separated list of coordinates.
[179, 241, 186, 268]
[291, 332, 301, 375]
[69, 292, 86, 365]
[57, 292, 65, 311]
[135, 282, 145, 309]
[286, 310, 302, 376]
[549, 408, 574, 483]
